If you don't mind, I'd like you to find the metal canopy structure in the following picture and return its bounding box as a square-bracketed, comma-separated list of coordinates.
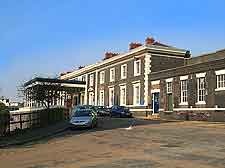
[23, 77, 86, 109]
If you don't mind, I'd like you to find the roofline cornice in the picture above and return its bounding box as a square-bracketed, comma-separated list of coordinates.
[61, 45, 187, 79]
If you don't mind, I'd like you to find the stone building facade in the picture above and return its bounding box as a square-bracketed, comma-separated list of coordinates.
[60, 37, 225, 121]
[60, 37, 189, 115]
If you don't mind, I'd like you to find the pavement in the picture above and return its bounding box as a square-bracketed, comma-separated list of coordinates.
[0, 121, 69, 148]
[1, 118, 225, 168]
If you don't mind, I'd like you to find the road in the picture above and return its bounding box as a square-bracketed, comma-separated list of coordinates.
[0, 118, 225, 168]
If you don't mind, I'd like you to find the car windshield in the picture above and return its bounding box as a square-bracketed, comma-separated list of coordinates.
[73, 109, 92, 117]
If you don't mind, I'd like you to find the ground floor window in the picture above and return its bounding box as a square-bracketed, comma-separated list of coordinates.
[217, 74, 225, 89]
[109, 87, 114, 107]
[133, 83, 140, 105]
[197, 77, 205, 102]
[99, 90, 104, 106]
[181, 80, 188, 104]
[89, 92, 94, 105]
[120, 85, 126, 105]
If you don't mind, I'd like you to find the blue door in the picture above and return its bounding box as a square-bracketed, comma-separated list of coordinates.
[152, 93, 159, 113]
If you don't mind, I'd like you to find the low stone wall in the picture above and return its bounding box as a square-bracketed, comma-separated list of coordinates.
[160, 110, 225, 122]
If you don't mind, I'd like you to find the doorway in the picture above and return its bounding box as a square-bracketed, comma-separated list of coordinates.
[167, 93, 173, 111]
[152, 92, 159, 114]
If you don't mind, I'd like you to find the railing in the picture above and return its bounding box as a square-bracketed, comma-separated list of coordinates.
[0, 107, 69, 136]
[10, 111, 41, 132]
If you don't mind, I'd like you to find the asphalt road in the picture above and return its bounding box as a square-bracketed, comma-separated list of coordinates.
[0, 118, 225, 168]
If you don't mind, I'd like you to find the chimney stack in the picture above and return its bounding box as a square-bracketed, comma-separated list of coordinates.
[145, 37, 155, 45]
[103, 52, 119, 60]
[129, 42, 142, 50]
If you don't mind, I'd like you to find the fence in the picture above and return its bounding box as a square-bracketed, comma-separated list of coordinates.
[0, 107, 69, 136]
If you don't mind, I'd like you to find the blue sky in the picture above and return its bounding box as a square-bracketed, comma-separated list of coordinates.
[0, 0, 225, 101]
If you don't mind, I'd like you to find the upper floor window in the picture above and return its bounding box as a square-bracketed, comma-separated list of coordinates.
[81, 75, 86, 82]
[121, 64, 127, 79]
[110, 68, 115, 82]
[89, 74, 94, 86]
[100, 71, 105, 84]
[134, 60, 141, 76]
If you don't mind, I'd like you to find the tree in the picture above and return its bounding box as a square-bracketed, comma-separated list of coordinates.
[19, 83, 62, 109]
[0, 102, 7, 111]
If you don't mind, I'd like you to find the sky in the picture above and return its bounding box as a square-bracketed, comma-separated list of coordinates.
[0, 0, 225, 101]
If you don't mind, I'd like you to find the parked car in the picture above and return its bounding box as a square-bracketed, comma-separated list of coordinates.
[73, 105, 98, 116]
[110, 105, 132, 118]
[95, 106, 111, 116]
[69, 109, 98, 129]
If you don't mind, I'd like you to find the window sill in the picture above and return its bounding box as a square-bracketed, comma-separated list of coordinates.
[121, 77, 127, 80]
[215, 88, 225, 91]
[195, 101, 206, 105]
[179, 102, 188, 106]
[134, 73, 141, 77]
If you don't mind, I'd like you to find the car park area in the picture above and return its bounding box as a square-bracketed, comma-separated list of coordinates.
[0, 118, 225, 168]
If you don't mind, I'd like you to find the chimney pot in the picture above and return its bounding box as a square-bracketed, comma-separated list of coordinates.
[129, 42, 142, 50]
[145, 37, 155, 45]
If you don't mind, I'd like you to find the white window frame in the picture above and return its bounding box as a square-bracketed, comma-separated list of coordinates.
[166, 82, 172, 94]
[196, 77, 206, 104]
[99, 71, 105, 84]
[215, 69, 225, 91]
[133, 83, 140, 105]
[180, 79, 188, 105]
[120, 85, 126, 105]
[134, 60, 141, 76]
[99, 90, 104, 106]
[121, 64, 127, 79]
[110, 68, 115, 82]
[89, 74, 94, 87]
[109, 87, 114, 107]
[89, 92, 94, 105]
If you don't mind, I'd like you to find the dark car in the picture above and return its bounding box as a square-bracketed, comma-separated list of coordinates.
[110, 105, 132, 118]
[96, 106, 111, 116]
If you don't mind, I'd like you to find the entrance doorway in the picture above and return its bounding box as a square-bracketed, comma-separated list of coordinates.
[152, 92, 159, 114]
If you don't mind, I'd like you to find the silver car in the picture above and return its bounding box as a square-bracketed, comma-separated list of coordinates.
[69, 109, 98, 129]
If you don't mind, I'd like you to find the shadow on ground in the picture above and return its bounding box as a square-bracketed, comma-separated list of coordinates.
[3, 117, 160, 148]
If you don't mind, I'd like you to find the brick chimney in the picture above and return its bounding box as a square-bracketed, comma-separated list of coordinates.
[129, 42, 142, 50]
[145, 37, 155, 45]
[103, 52, 119, 60]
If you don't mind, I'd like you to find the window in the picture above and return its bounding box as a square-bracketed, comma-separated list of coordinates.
[180, 80, 188, 104]
[121, 64, 127, 79]
[89, 92, 94, 105]
[109, 87, 114, 107]
[133, 83, 140, 105]
[167, 82, 172, 93]
[99, 90, 104, 106]
[197, 77, 205, 103]
[110, 68, 115, 82]
[100, 71, 105, 84]
[81, 75, 86, 82]
[134, 60, 141, 76]
[217, 74, 225, 89]
[120, 85, 126, 105]
[89, 74, 94, 86]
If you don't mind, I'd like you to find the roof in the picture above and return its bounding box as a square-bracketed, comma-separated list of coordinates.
[61, 43, 188, 79]
[24, 77, 86, 87]
[187, 48, 225, 65]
